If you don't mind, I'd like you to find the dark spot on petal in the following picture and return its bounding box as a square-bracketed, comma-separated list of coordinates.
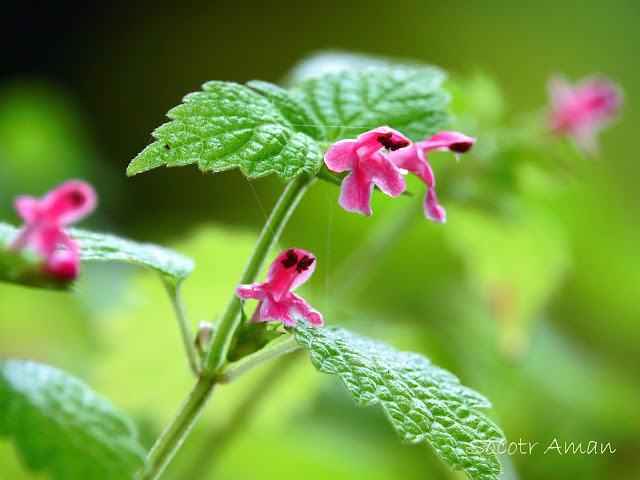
[281, 249, 298, 269]
[377, 132, 410, 151]
[449, 142, 472, 153]
[68, 191, 85, 206]
[388, 139, 410, 151]
[296, 255, 315, 273]
[377, 132, 393, 148]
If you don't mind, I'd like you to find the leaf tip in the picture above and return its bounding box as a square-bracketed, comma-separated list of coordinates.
[127, 143, 167, 176]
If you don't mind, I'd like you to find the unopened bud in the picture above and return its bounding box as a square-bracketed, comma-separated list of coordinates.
[194, 321, 214, 354]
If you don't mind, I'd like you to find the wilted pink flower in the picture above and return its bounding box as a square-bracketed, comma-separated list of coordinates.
[388, 131, 475, 223]
[10, 180, 97, 279]
[236, 248, 322, 327]
[324, 126, 409, 216]
[548, 75, 622, 153]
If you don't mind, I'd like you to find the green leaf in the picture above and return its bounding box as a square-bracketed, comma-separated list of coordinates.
[127, 81, 325, 180]
[69, 228, 194, 285]
[127, 65, 452, 180]
[0, 359, 146, 480]
[246, 80, 324, 141]
[228, 322, 285, 362]
[0, 222, 194, 289]
[293, 323, 504, 480]
[293, 65, 451, 142]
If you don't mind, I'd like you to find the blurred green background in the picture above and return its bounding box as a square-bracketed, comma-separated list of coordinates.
[1, 1, 639, 479]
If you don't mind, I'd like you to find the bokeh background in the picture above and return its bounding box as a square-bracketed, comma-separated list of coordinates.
[1, 1, 639, 479]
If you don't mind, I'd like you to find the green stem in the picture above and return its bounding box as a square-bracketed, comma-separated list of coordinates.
[136, 376, 216, 480]
[217, 334, 300, 383]
[138, 175, 312, 480]
[163, 279, 200, 377]
[184, 354, 300, 480]
[205, 175, 312, 373]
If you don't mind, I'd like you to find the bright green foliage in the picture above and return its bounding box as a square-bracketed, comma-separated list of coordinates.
[443, 206, 570, 358]
[293, 323, 504, 480]
[68, 228, 194, 285]
[246, 80, 324, 141]
[0, 222, 193, 289]
[0, 359, 146, 480]
[293, 66, 451, 142]
[127, 66, 451, 181]
[127, 81, 325, 180]
[228, 322, 284, 362]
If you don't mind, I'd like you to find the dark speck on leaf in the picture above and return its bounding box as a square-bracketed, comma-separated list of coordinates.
[164, 144, 171, 150]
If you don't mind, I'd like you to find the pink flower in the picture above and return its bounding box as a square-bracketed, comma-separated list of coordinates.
[324, 126, 410, 216]
[10, 180, 97, 279]
[548, 75, 622, 153]
[388, 131, 475, 223]
[236, 248, 323, 327]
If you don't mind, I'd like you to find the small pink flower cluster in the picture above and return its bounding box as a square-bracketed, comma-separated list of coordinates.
[548, 75, 622, 153]
[9, 180, 96, 279]
[324, 127, 475, 222]
[237, 127, 476, 327]
[236, 248, 322, 328]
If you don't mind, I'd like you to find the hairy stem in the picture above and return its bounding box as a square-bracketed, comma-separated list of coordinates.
[184, 354, 300, 480]
[136, 376, 216, 480]
[205, 175, 312, 373]
[163, 279, 200, 377]
[138, 175, 312, 480]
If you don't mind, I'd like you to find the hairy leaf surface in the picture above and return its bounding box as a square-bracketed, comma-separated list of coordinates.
[293, 323, 504, 480]
[127, 66, 451, 180]
[0, 223, 193, 288]
[294, 66, 451, 142]
[127, 81, 324, 180]
[0, 359, 146, 480]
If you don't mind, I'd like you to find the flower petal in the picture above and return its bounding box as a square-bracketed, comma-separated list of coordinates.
[13, 196, 40, 223]
[416, 131, 476, 154]
[289, 293, 323, 327]
[265, 248, 316, 295]
[338, 167, 374, 217]
[575, 77, 621, 126]
[356, 126, 411, 157]
[548, 74, 622, 153]
[423, 188, 446, 223]
[30, 226, 66, 258]
[259, 297, 295, 327]
[45, 238, 81, 280]
[41, 180, 97, 225]
[324, 140, 358, 172]
[389, 147, 435, 186]
[367, 152, 406, 198]
[547, 75, 573, 106]
[357, 126, 410, 149]
[236, 283, 269, 300]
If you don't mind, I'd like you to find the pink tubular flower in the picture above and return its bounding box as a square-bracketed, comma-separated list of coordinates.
[10, 180, 97, 279]
[324, 126, 410, 216]
[548, 74, 622, 153]
[235, 248, 322, 327]
[388, 131, 475, 223]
